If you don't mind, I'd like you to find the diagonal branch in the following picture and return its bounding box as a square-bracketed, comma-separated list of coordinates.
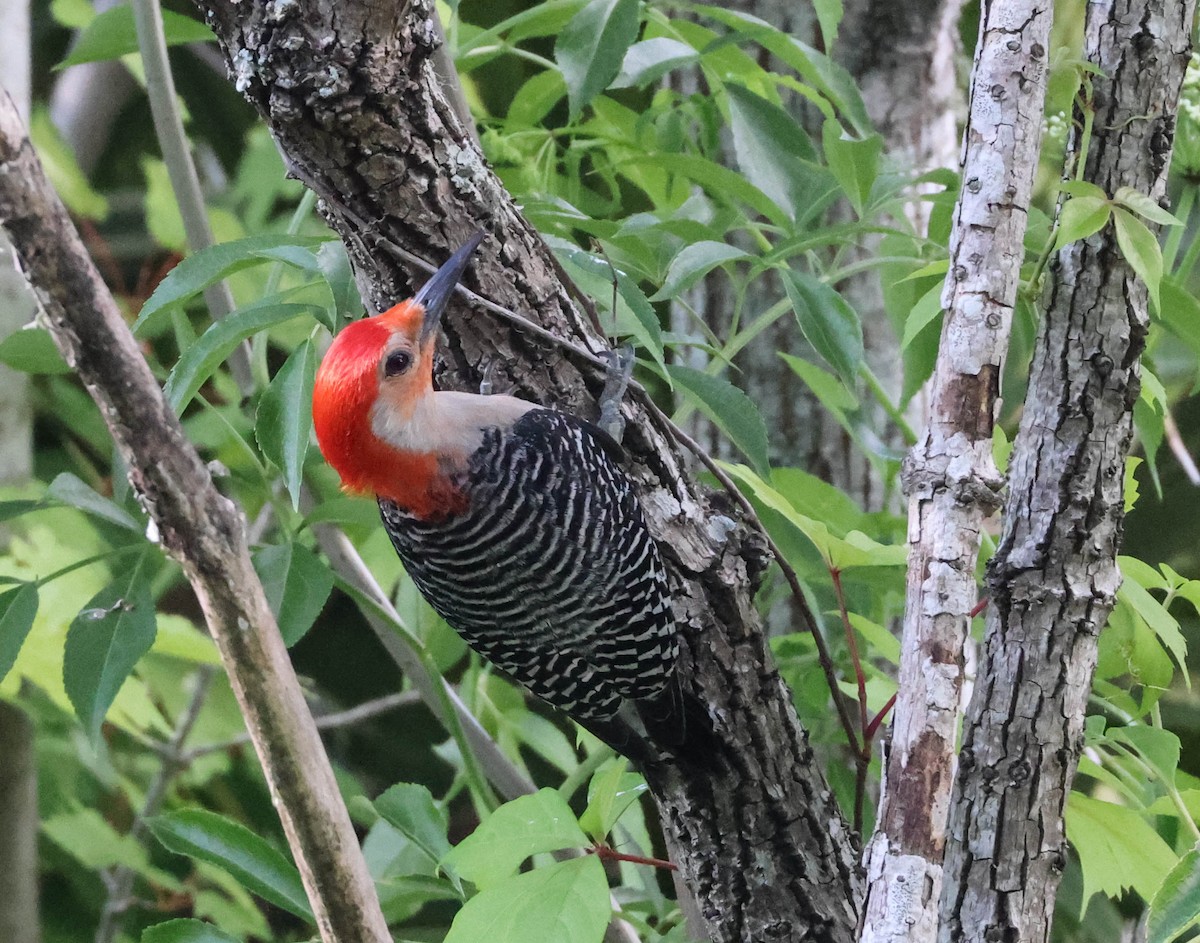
[0, 91, 390, 943]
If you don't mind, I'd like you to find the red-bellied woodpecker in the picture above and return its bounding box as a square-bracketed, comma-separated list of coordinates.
[312, 233, 696, 759]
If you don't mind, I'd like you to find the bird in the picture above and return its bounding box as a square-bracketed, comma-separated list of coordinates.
[311, 232, 699, 762]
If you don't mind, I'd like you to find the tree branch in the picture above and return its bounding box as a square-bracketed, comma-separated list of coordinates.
[861, 4, 1053, 939]
[938, 3, 1197, 940]
[0, 91, 391, 943]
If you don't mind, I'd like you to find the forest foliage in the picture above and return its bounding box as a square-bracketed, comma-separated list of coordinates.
[3, 0, 1200, 941]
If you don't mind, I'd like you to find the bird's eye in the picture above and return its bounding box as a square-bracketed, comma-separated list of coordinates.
[384, 349, 413, 377]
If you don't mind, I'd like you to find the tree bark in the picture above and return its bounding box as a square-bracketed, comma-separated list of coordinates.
[0, 92, 391, 943]
[188, 0, 863, 939]
[937, 3, 1197, 941]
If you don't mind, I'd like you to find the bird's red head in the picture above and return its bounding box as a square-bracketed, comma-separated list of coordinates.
[312, 234, 484, 517]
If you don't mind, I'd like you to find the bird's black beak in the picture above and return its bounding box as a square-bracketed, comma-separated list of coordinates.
[415, 231, 485, 344]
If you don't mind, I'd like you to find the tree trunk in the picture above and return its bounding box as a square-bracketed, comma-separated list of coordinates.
[189, 1, 864, 939]
[938, 3, 1197, 941]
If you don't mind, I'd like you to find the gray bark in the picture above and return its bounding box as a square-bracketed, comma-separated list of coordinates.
[187, 0, 864, 938]
[0, 92, 391, 943]
[861, 5, 1054, 940]
[938, 2, 1197, 941]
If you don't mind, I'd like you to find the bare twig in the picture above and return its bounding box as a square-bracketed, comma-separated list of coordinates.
[95, 666, 215, 943]
[182, 690, 421, 762]
[1164, 409, 1200, 485]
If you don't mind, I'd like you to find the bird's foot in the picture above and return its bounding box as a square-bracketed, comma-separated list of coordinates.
[598, 344, 634, 443]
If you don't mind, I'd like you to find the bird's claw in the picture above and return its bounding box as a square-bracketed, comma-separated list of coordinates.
[598, 344, 634, 443]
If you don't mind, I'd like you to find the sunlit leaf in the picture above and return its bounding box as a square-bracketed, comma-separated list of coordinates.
[1112, 187, 1181, 227]
[1054, 195, 1112, 252]
[612, 38, 697, 88]
[0, 326, 71, 375]
[46, 472, 140, 531]
[1066, 793, 1176, 904]
[1113, 207, 1164, 311]
[375, 783, 452, 868]
[443, 789, 587, 889]
[444, 856, 609, 943]
[821, 119, 881, 216]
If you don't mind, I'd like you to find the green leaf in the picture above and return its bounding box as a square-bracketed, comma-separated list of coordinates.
[555, 0, 640, 119]
[1119, 572, 1188, 682]
[1059, 180, 1108, 200]
[812, 0, 844, 46]
[821, 120, 881, 216]
[847, 613, 900, 665]
[142, 919, 241, 943]
[1113, 187, 1181, 227]
[133, 235, 333, 334]
[443, 789, 587, 889]
[1066, 793, 1176, 904]
[901, 283, 944, 350]
[251, 543, 333, 647]
[256, 341, 317, 511]
[315, 242, 362, 330]
[1113, 206, 1164, 311]
[58, 4, 215, 69]
[0, 584, 39, 686]
[46, 472, 140, 531]
[642, 152, 790, 227]
[1053, 196, 1112, 252]
[650, 241, 750, 301]
[721, 462, 905, 569]
[783, 270, 863, 386]
[725, 84, 830, 223]
[666, 365, 770, 474]
[0, 326, 71, 375]
[164, 299, 317, 413]
[149, 809, 313, 921]
[374, 783, 452, 868]
[64, 554, 157, 739]
[444, 856, 610, 943]
[612, 38, 697, 88]
[579, 759, 639, 841]
[30, 107, 109, 219]
[1109, 725, 1180, 787]
[1147, 847, 1200, 943]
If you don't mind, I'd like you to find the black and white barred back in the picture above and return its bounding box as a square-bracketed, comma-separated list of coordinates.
[379, 408, 679, 727]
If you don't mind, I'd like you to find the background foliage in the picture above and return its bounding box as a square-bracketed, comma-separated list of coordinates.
[3, 0, 1200, 941]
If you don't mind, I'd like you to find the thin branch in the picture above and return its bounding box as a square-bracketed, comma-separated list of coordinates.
[181, 690, 421, 762]
[95, 667, 216, 943]
[1164, 409, 1200, 485]
[130, 0, 253, 395]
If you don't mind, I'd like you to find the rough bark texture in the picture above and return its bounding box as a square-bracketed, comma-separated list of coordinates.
[0, 93, 390, 943]
[937, 3, 1196, 941]
[861, 3, 1054, 940]
[0, 702, 38, 943]
[188, 0, 863, 938]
